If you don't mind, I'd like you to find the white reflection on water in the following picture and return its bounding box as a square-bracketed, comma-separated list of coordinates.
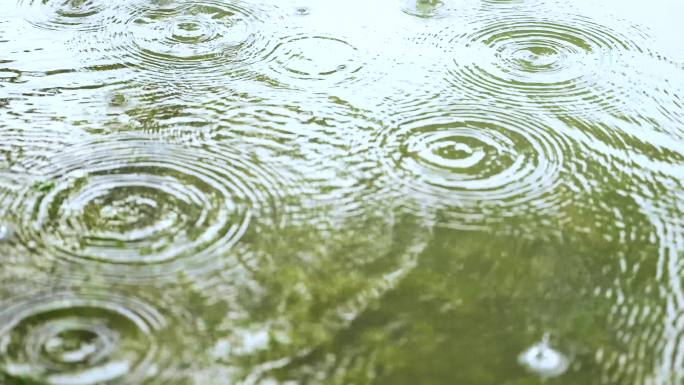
[518, 333, 569, 378]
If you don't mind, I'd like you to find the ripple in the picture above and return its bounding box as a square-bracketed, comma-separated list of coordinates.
[18, 0, 109, 31]
[89, 0, 285, 95]
[262, 34, 369, 89]
[198, 211, 431, 372]
[187, 91, 392, 222]
[443, 15, 649, 115]
[400, 0, 482, 19]
[9, 135, 290, 281]
[0, 291, 165, 385]
[369, 103, 570, 229]
[401, 0, 448, 19]
[117, 101, 219, 144]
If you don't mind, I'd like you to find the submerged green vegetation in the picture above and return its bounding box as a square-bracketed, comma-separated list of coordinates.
[1, 0, 683, 384]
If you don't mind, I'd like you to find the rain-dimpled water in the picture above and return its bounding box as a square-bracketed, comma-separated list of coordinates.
[0, 0, 683, 383]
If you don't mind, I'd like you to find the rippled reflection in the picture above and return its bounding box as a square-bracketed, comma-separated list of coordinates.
[211, 212, 430, 371]
[80, 0, 287, 100]
[17, 0, 109, 31]
[440, 14, 650, 116]
[5, 135, 292, 281]
[1, 0, 684, 384]
[264, 35, 362, 86]
[364, 102, 572, 229]
[0, 291, 165, 385]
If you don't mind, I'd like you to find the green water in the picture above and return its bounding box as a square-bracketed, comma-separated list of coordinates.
[1, 0, 683, 383]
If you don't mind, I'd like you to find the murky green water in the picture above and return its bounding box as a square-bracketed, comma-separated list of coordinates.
[1, 0, 683, 383]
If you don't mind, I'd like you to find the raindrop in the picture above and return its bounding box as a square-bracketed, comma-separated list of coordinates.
[518, 333, 569, 378]
[0, 223, 11, 241]
[295, 7, 310, 16]
[402, 0, 449, 19]
[107, 93, 126, 108]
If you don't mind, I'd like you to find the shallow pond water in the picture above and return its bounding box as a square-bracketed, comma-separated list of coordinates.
[1, 0, 684, 384]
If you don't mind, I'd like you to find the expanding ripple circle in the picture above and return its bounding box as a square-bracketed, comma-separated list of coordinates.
[400, 0, 470, 19]
[262, 34, 373, 89]
[10, 136, 288, 281]
[0, 291, 165, 385]
[89, 0, 286, 91]
[443, 16, 649, 115]
[371, 103, 571, 229]
[17, 0, 110, 31]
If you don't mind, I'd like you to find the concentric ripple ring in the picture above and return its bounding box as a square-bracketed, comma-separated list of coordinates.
[0, 291, 165, 385]
[262, 34, 367, 88]
[444, 16, 648, 115]
[400, 0, 463, 19]
[17, 0, 110, 31]
[372, 104, 570, 229]
[90, 0, 286, 89]
[10, 135, 287, 280]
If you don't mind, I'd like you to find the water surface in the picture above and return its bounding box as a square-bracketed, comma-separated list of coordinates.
[1, 0, 684, 384]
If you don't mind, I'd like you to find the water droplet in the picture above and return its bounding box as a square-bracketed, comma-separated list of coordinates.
[295, 7, 310, 16]
[107, 93, 126, 108]
[518, 333, 569, 378]
[402, 0, 449, 18]
[0, 223, 11, 241]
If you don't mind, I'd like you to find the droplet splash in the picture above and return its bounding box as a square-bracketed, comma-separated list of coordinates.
[0, 223, 11, 241]
[402, 0, 442, 18]
[518, 333, 569, 378]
